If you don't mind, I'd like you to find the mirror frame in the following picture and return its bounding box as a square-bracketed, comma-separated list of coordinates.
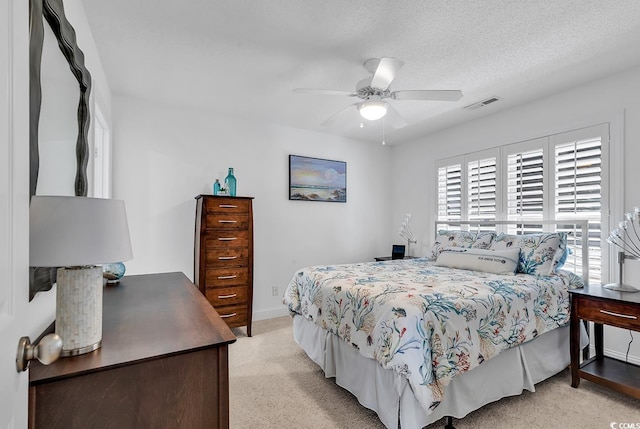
[29, 0, 92, 299]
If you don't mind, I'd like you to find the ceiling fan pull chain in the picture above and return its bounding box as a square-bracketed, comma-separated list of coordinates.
[382, 118, 386, 145]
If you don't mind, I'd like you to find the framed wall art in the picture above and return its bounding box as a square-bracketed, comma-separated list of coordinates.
[289, 155, 346, 203]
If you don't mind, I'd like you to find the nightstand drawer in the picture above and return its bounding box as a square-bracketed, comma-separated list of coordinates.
[577, 297, 640, 331]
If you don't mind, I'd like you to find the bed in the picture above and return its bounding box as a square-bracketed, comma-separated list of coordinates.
[283, 221, 591, 428]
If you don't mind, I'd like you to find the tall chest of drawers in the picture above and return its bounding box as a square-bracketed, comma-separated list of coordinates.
[195, 195, 254, 336]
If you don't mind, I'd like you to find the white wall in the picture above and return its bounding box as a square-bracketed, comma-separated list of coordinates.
[391, 64, 640, 362]
[111, 95, 392, 320]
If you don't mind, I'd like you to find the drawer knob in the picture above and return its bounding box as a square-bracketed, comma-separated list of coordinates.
[218, 204, 238, 208]
[218, 294, 237, 299]
[599, 309, 637, 319]
[217, 275, 237, 279]
[218, 256, 238, 260]
[218, 220, 238, 224]
[220, 313, 237, 318]
[218, 237, 237, 241]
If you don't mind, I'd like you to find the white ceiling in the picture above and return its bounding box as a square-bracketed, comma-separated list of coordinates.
[80, 0, 640, 145]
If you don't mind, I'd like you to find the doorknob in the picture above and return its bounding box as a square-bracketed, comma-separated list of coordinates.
[15, 334, 63, 373]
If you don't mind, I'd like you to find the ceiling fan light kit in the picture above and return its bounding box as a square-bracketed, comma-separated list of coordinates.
[359, 100, 388, 121]
[293, 57, 463, 129]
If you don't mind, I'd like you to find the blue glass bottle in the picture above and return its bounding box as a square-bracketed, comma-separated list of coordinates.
[224, 168, 237, 197]
[213, 179, 221, 195]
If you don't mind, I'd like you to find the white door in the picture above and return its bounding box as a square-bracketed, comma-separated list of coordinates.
[1, 0, 31, 427]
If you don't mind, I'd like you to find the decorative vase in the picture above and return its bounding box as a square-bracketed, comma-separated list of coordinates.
[102, 262, 126, 286]
[225, 167, 237, 197]
[213, 179, 221, 195]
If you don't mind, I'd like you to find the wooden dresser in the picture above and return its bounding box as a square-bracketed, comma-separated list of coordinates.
[28, 272, 236, 429]
[194, 195, 254, 336]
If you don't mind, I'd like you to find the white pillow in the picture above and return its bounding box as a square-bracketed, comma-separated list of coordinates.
[434, 248, 520, 275]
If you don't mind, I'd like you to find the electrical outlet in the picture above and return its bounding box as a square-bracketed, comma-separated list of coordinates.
[272, 286, 279, 296]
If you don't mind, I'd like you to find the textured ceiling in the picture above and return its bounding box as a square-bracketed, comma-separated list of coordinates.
[80, 0, 640, 145]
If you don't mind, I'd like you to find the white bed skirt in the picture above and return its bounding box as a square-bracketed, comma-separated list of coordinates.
[293, 315, 588, 429]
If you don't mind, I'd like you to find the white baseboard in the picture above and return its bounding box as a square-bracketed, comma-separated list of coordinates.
[253, 306, 289, 321]
[588, 345, 640, 366]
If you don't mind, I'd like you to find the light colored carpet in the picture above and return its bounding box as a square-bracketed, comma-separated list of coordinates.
[230, 317, 640, 429]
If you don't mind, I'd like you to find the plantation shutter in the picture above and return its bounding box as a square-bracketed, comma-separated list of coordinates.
[467, 157, 497, 222]
[553, 125, 607, 284]
[506, 148, 544, 220]
[437, 163, 462, 221]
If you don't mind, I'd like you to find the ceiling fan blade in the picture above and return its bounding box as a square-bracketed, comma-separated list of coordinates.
[391, 90, 463, 101]
[320, 104, 358, 127]
[384, 104, 408, 129]
[369, 57, 404, 90]
[293, 88, 357, 97]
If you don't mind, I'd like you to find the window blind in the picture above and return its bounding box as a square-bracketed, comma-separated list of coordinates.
[468, 157, 497, 222]
[437, 164, 462, 221]
[554, 136, 603, 283]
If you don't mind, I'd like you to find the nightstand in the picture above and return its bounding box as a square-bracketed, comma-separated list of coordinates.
[374, 256, 418, 261]
[569, 285, 640, 399]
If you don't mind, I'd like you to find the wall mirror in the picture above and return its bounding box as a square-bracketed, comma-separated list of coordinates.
[29, 0, 92, 299]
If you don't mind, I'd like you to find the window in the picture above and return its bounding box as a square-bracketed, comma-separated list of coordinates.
[436, 124, 609, 284]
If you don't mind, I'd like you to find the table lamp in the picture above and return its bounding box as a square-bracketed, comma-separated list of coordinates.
[30, 196, 133, 356]
[604, 207, 640, 293]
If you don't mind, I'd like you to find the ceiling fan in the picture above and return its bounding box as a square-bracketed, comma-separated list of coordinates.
[293, 57, 463, 129]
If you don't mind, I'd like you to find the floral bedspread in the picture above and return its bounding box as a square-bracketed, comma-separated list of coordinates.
[283, 258, 583, 414]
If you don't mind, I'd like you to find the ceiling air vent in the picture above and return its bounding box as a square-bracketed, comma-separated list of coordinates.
[463, 96, 502, 110]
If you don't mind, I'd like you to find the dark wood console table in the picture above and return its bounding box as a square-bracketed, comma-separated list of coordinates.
[569, 284, 640, 399]
[28, 272, 237, 428]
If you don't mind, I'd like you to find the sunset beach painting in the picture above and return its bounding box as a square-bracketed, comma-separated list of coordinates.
[289, 155, 346, 202]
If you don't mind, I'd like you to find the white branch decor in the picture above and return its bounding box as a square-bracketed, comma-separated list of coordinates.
[606, 207, 640, 258]
[399, 214, 417, 256]
[604, 207, 640, 292]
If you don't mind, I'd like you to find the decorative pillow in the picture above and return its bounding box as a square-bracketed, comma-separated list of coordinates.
[430, 230, 477, 259]
[472, 231, 496, 250]
[434, 248, 520, 275]
[489, 232, 567, 275]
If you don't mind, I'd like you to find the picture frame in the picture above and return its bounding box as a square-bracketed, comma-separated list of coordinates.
[289, 155, 347, 203]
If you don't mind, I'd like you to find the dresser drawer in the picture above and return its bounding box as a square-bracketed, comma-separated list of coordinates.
[206, 285, 248, 307]
[205, 198, 251, 214]
[204, 230, 250, 248]
[205, 267, 249, 287]
[205, 247, 249, 267]
[215, 304, 248, 328]
[205, 213, 250, 230]
[577, 297, 640, 331]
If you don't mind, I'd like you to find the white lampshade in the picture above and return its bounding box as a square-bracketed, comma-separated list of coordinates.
[358, 100, 388, 121]
[30, 196, 134, 356]
[30, 196, 133, 267]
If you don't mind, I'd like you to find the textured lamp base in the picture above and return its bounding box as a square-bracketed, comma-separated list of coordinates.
[603, 282, 640, 293]
[56, 266, 103, 356]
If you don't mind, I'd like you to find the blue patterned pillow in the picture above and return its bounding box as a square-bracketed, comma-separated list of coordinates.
[489, 232, 567, 275]
[430, 230, 477, 259]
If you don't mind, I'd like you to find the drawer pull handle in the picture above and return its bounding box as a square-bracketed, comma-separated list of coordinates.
[220, 313, 237, 318]
[218, 220, 238, 224]
[218, 256, 238, 260]
[218, 237, 237, 241]
[219, 204, 238, 208]
[218, 294, 237, 299]
[217, 275, 237, 279]
[599, 309, 637, 319]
